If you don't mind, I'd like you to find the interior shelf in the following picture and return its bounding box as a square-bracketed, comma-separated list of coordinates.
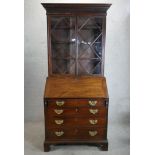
[52, 58, 101, 60]
[51, 26, 102, 30]
[51, 41, 102, 44]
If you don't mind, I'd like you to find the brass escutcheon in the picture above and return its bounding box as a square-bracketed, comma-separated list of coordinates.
[56, 101, 64, 106]
[89, 109, 98, 114]
[89, 119, 98, 125]
[88, 100, 97, 106]
[55, 120, 64, 125]
[89, 131, 98, 136]
[55, 131, 64, 136]
[54, 109, 63, 115]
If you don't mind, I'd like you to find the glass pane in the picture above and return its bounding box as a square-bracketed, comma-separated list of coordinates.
[52, 59, 75, 74]
[77, 16, 103, 75]
[51, 16, 76, 74]
[78, 59, 101, 75]
[50, 16, 103, 75]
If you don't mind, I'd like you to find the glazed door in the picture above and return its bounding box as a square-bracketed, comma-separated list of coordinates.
[49, 15, 105, 75]
[77, 16, 104, 75]
[50, 16, 76, 74]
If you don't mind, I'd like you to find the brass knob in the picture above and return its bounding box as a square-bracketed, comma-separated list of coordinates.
[55, 131, 64, 136]
[89, 109, 98, 114]
[89, 119, 98, 125]
[56, 101, 64, 106]
[89, 131, 98, 136]
[54, 109, 63, 115]
[89, 100, 97, 106]
[55, 120, 64, 125]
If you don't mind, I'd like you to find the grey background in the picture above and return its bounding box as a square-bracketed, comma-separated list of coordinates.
[24, 0, 130, 154]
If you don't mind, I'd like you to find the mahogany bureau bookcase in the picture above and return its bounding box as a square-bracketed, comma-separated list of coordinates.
[42, 3, 111, 152]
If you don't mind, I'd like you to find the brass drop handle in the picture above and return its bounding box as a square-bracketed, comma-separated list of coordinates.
[89, 131, 98, 136]
[89, 109, 98, 114]
[56, 101, 64, 106]
[55, 120, 64, 125]
[89, 119, 98, 125]
[89, 100, 97, 106]
[54, 109, 63, 115]
[55, 131, 64, 136]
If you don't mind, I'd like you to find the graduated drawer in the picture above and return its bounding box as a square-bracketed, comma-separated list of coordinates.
[47, 99, 106, 108]
[46, 127, 107, 140]
[46, 117, 107, 129]
[46, 107, 107, 117]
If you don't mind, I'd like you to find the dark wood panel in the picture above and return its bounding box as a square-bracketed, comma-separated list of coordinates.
[46, 117, 107, 129]
[47, 98, 106, 107]
[46, 106, 107, 117]
[44, 75, 109, 99]
[44, 140, 108, 152]
[42, 3, 111, 15]
[46, 127, 107, 140]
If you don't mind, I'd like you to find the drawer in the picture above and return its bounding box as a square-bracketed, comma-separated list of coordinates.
[46, 108, 77, 117]
[46, 127, 107, 140]
[77, 128, 107, 140]
[46, 107, 107, 117]
[79, 107, 107, 116]
[47, 99, 106, 108]
[46, 117, 107, 129]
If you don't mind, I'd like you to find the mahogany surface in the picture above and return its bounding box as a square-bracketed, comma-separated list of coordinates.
[43, 75, 109, 151]
[47, 98, 106, 107]
[46, 117, 107, 128]
[44, 75, 108, 99]
[46, 127, 107, 140]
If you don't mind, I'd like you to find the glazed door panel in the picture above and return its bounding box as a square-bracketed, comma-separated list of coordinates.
[50, 16, 76, 74]
[77, 16, 104, 75]
[49, 16, 105, 75]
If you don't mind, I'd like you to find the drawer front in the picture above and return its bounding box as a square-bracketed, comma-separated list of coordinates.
[77, 128, 106, 140]
[79, 107, 107, 116]
[46, 108, 78, 117]
[47, 99, 106, 108]
[46, 117, 107, 129]
[46, 107, 107, 117]
[46, 127, 107, 140]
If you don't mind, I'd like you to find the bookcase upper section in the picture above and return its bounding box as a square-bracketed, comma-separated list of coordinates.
[42, 3, 111, 76]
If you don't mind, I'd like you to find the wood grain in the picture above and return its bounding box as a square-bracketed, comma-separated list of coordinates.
[46, 107, 107, 117]
[46, 127, 107, 140]
[44, 75, 108, 99]
[42, 3, 111, 15]
[46, 117, 107, 129]
[47, 98, 106, 107]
